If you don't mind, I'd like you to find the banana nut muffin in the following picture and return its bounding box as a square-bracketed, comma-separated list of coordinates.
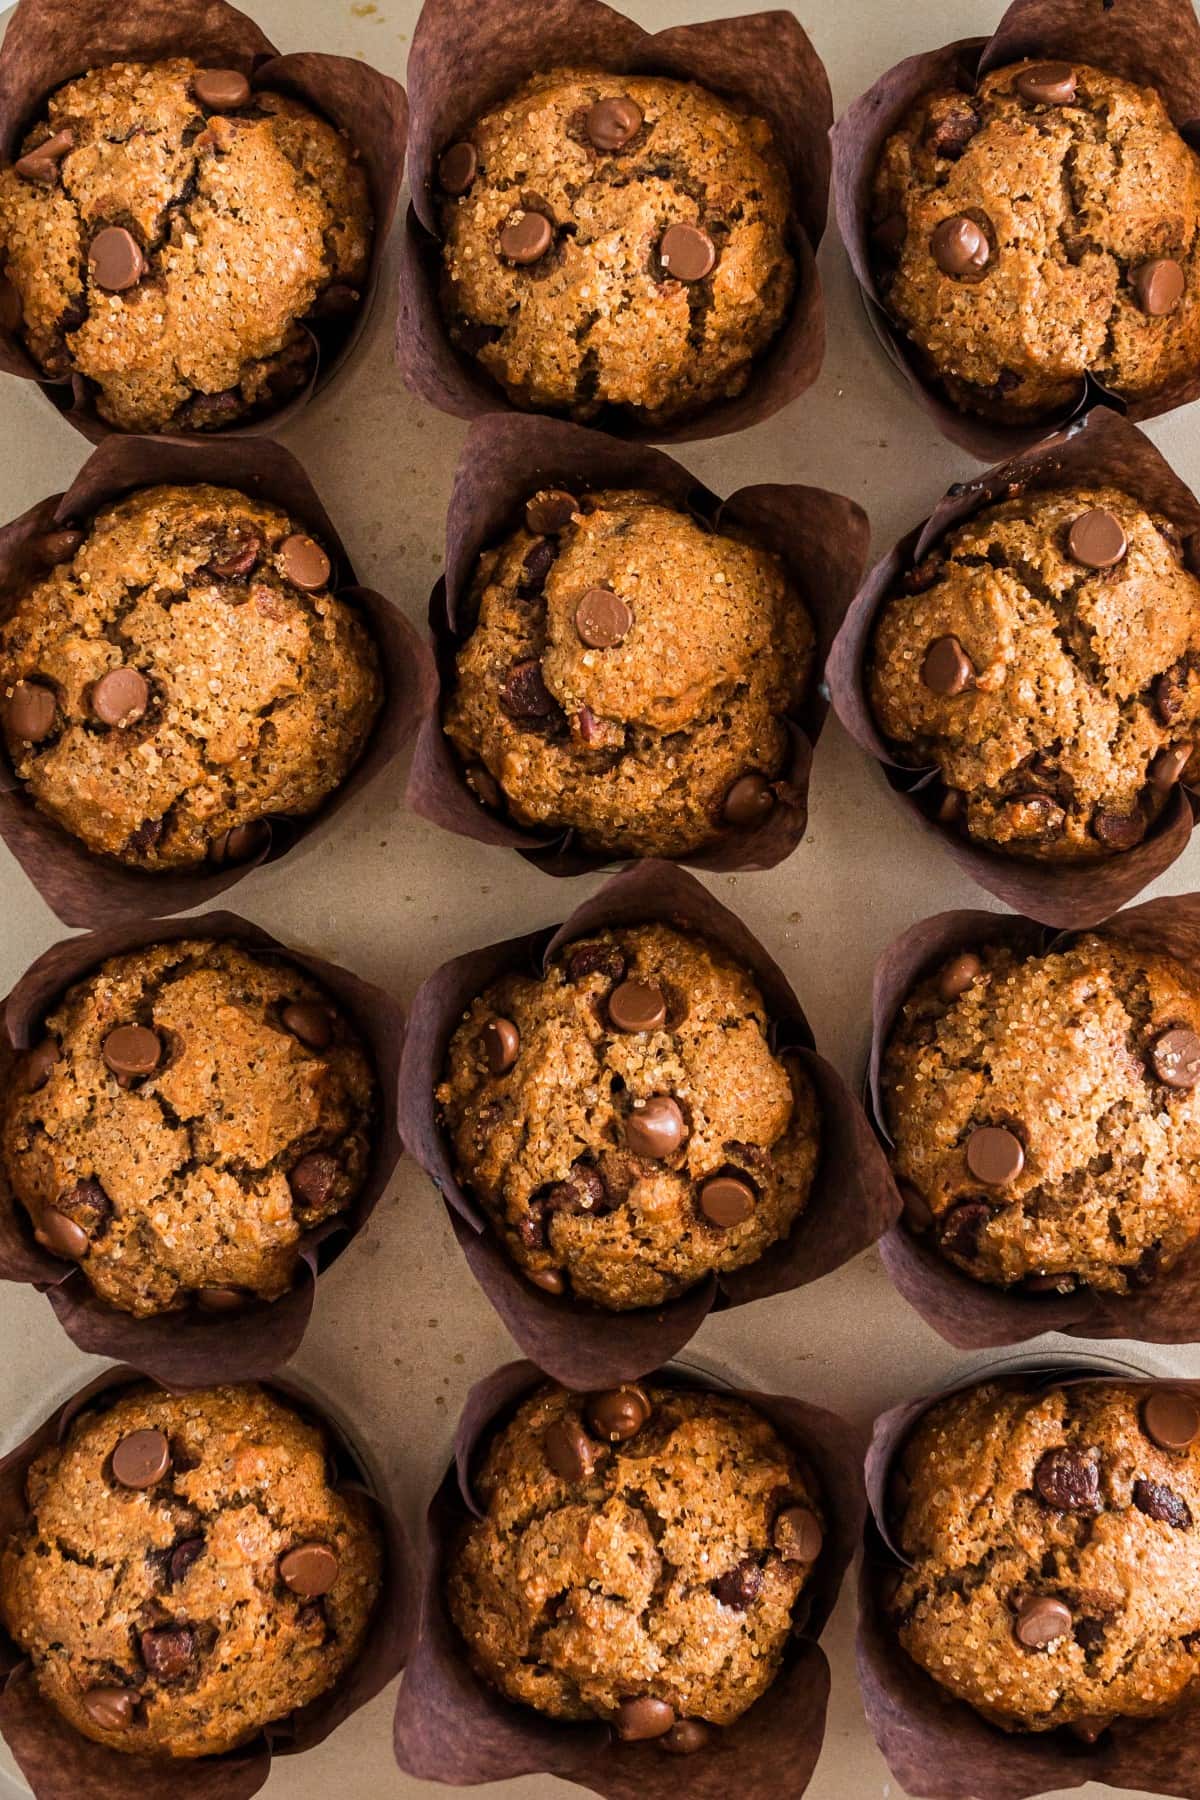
[869, 485, 1200, 861]
[1, 937, 376, 1316]
[437, 922, 819, 1309]
[0, 1382, 382, 1757]
[0, 58, 372, 433]
[0, 483, 381, 871]
[443, 487, 814, 859]
[886, 1379, 1200, 1736]
[881, 931, 1200, 1294]
[448, 1379, 823, 1749]
[435, 68, 796, 426]
[870, 60, 1200, 423]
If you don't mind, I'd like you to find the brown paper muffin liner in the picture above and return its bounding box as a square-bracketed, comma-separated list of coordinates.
[826, 408, 1200, 927]
[0, 0, 407, 442]
[0, 434, 435, 928]
[407, 412, 869, 877]
[0, 910, 405, 1384]
[0, 1363, 414, 1800]
[866, 889, 1200, 1348]
[860, 1357, 1200, 1800]
[398, 860, 899, 1387]
[393, 1356, 863, 1797]
[832, 0, 1200, 461]
[395, 0, 830, 443]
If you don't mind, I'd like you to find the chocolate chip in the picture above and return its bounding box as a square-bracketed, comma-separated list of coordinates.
[14, 128, 74, 184]
[500, 210, 553, 264]
[921, 634, 974, 696]
[278, 533, 331, 591]
[1016, 62, 1077, 104]
[91, 667, 149, 727]
[39, 528, 83, 566]
[5, 679, 55, 743]
[35, 1205, 89, 1260]
[625, 1095, 686, 1159]
[966, 1124, 1024, 1186]
[546, 1163, 610, 1218]
[112, 1428, 171, 1490]
[587, 1385, 651, 1443]
[279, 1541, 339, 1596]
[698, 1172, 756, 1228]
[169, 1536, 205, 1585]
[939, 1199, 990, 1261]
[614, 1697, 675, 1742]
[1067, 508, 1127, 569]
[566, 942, 627, 983]
[438, 140, 478, 195]
[898, 1181, 933, 1232]
[82, 1687, 136, 1730]
[528, 1267, 566, 1295]
[209, 819, 270, 865]
[1133, 257, 1185, 316]
[194, 68, 252, 110]
[659, 1720, 710, 1755]
[483, 1016, 519, 1074]
[1014, 1594, 1071, 1648]
[1133, 1477, 1193, 1528]
[722, 771, 775, 827]
[608, 980, 666, 1033]
[1156, 662, 1189, 725]
[925, 104, 981, 158]
[712, 1558, 763, 1609]
[1152, 1027, 1200, 1088]
[195, 1286, 245, 1311]
[1142, 1390, 1200, 1450]
[1151, 743, 1192, 791]
[659, 222, 716, 282]
[281, 1002, 332, 1051]
[586, 95, 643, 151]
[575, 586, 632, 648]
[465, 763, 503, 810]
[525, 490, 578, 535]
[102, 1024, 161, 1079]
[501, 659, 557, 719]
[932, 215, 990, 276]
[1002, 792, 1065, 839]
[24, 1038, 60, 1091]
[207, 535, 260, 578]
[1092, 806, 1146, 850]
[938, 951, 982, 1001]
[1034, 1447, 1100, 1513]
[289, 1151, 339, 1208]
[140, 1625, 195, 1682]
[127, 815, 164, 858]
[89, 226, 145, 292]
[518, 537, 557, 596]
[774, 1506, 823, 1562]
[545, 1416, 597, 1482]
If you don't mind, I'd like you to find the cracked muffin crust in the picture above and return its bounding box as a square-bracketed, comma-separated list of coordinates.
[881, 932, 1200, 1295]
[868, 485, 1200, 861]
[437, 922, 820, 1310]
[435, 68, 796, 427]
[886, 1380, 1200, 1736]
[0, 1382, 383, 1758]
[0, 58, 372, 433]
[448, 1379, 823, 1747]
[0, 938, 376, 1317]
[870, 61, 1200, 423]
[443, 487, 814, 860]
[0, 483, 381, 871]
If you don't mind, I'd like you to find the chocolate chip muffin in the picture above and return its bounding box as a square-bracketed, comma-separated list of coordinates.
[1, 938, 376, 1316]
[435, 68, 795, 426]
[448, 1379, 822, 1750]
[886, 1379, 1200, 1736]
[437, 922, 819, 1309]
[869, 486, 1200, 860]
[881, 932, 1200, 1294]
[0, 1382, 382, 1758]
[443, 487, 814, 859]
[0, 484, 381, 870]
[870, 61, 1200, 422]
[0, 58, 372, 432]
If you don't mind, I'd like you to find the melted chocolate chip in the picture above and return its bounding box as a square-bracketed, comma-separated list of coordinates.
[1033, 1447, 1100, 1513]
[711, 1558, 763, 1609]
[1133, 1477, 1192, 1528]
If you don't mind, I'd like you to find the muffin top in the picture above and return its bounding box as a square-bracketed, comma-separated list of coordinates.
[882, 932, 1200, 1294]
[0, 58, 372, 433]
[437, 922, 819, 1311]
[1, 938, 376, 1317]
[869, 485, 1200, 861]
[443, 487, 813, 860]
[0, 1382, 382, 1759]
[0, 483, 381, 870]
[448, 1379, 822, 1746]
[871, 61, 1200, 422]
[887, 1380, 1200, 1735]
[436, 68, 795, 426]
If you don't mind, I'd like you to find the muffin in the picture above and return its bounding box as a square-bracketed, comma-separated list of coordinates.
[868, 485, 1200, 860]
[437, 922, 819, 1309]
[0, 1381, 382, 1758]
[0, 483, 381, 870]
[447, 1378, 823, 1748]
[443, 487, 814, 859]
[1, 937, 376, 1316]
[0, 58, 372, 432]
[435, 68, 795, 427]
[881, 932, 1200, 1294]
[870, 60, 1200, 423]
[886, 1379, 1200, 1736]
